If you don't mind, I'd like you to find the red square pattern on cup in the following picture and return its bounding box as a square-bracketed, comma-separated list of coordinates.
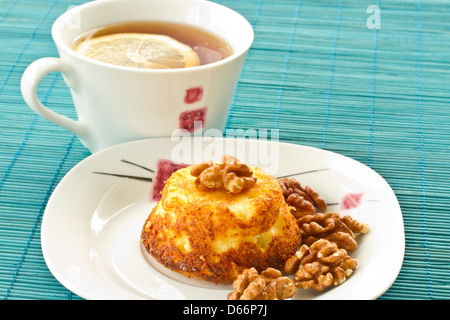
[179, 106, 207, 133]
[151, 159, 189, 201]
[184, 86, 203, 104]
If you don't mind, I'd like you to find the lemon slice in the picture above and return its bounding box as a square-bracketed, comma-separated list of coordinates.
[75, 33, 200, 69]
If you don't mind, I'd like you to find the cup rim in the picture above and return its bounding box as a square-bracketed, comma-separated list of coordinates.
[52, 0, 254, 73]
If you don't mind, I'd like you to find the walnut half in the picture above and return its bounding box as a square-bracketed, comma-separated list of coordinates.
[190, 155, 257, 193]
[227, 267, 296, 300]
[279, 177, 327, 218]
[284, 239, 357, 291]
[297, 212, 370, 251]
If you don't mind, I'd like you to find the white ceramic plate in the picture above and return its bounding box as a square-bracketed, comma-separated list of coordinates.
[41, 137, 404, 300]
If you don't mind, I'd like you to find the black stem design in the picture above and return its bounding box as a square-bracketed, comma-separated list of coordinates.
[276, 168, 330, 179]
[120, 159, 155, 173]
[92, 171, 153, 182]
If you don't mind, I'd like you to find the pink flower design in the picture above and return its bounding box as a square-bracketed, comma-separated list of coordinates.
[184, 86, 203, 104]
[340, 192, 364, 210]
[178, 107, 207, 133]
[151, 159, 189, 201]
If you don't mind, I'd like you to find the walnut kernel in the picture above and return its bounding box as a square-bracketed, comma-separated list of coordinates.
[285, 239, 357, 291]
[279, 177, 327, 218]
[298, 212, 370, 251]
[227, 267, 296, 300]
[191, 155, 257, 193]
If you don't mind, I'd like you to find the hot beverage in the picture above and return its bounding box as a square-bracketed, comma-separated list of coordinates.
[73, 21, 233, 69]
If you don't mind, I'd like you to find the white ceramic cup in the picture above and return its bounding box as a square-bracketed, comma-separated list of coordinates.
[21, 0, 253, 153]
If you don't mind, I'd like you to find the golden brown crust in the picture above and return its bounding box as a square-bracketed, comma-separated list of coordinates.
[141, 165, 301, 283]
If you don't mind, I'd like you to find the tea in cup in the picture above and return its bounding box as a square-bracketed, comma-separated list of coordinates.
[73, 21, 234, 69]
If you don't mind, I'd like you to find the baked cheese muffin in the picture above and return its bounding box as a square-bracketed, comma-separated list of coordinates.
[141, 158, 301, 283]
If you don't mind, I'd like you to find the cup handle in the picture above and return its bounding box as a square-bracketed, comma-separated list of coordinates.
[21, 57, 88, 140]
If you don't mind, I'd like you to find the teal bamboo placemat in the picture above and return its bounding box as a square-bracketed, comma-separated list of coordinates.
[1, 0, 449, 300]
